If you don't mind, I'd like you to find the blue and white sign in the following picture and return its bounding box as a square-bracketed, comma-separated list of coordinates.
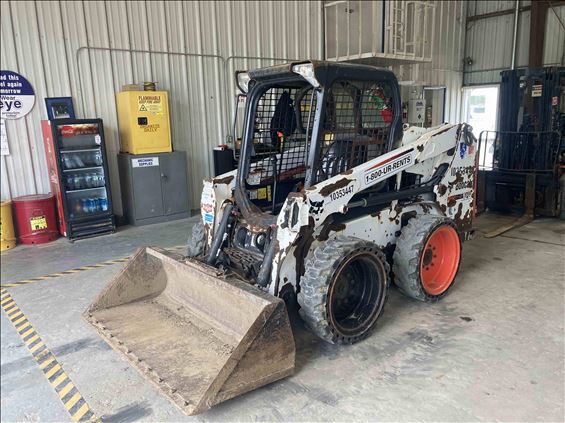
[0, 70, 36, 120]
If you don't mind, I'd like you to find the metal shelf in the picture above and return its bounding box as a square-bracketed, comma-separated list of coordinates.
[66, 186, 106, 193]
[60, 148, 101, 153]
[63, 166, 103, 172]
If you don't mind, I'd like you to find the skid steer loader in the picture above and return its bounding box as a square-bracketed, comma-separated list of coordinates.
[85, 61, 477, 415]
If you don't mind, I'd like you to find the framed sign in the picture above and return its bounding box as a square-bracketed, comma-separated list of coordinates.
[45, 97, 75, 120]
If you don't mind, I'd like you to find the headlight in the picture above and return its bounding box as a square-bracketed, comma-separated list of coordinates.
[292, 63, 319, 87]
[235, 71, 250, 93]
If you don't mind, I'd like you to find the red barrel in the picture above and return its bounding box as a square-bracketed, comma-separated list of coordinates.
[13, 194, 59, 244]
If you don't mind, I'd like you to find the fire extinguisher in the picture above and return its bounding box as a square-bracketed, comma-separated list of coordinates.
[402, 102, 408, 123]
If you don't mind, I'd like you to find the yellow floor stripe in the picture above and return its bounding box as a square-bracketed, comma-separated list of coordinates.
[16, 321, 30, 331]
[6, 306, 20, 315]
[52, 373, 68, 388]
[29, 340, 44, 353]
[59, 382, 74, 399]
[64, 392, 82, 410]
[73, 403, 90, 421]
[1, 290, 98, 422]
[20, 327, 35, 338]
[45, 363, 62, 379]
[39, 356, 56, 369]
[35, 348, 50, 360]
[1, 245, 184, 289]
[25, 334, 40, 346]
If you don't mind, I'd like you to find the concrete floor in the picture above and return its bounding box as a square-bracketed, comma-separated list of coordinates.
[1, 215, 564, 422]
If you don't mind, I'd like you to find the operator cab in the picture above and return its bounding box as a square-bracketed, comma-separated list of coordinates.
[234, 61, 403, 216]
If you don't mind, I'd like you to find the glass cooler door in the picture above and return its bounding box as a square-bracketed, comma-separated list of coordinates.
[55, 123, 110, 220]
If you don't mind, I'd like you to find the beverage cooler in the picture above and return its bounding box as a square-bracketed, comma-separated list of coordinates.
[41, 119, 115, 240]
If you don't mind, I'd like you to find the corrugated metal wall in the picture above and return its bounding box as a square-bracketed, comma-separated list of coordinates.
[1, 0, 471, 210]
[463, 1, 565, 85]
[544, 4, 565, 66]
[0, 0, 323, 210]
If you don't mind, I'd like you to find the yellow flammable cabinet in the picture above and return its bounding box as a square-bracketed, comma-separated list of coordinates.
[116, 90, 172, 154]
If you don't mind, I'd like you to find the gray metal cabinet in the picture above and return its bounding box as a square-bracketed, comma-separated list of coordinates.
[118, 151, 189, 226]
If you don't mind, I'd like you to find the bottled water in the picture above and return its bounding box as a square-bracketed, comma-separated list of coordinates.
[94, 150, 103, 166]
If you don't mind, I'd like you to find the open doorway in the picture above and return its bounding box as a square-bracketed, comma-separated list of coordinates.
[461, 85, 499, 136]
[462, 85, 499, 169]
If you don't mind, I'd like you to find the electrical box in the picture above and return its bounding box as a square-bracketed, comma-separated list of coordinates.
[408, 99, 426, 124]
[116, 90, 172, 154]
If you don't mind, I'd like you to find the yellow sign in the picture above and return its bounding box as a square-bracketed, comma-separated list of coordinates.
[138, 95, 163, 115]
[30, 216, 47, 231]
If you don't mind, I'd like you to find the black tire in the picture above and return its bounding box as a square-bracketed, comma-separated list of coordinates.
[298, 236, 389, 345]
[393, 215, 461, 302]
[187, 221, 206, 257]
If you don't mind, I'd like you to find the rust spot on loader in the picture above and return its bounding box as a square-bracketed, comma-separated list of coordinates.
[213, 175, 234, 185]
[437, 184, 447, 195]
[316, 221, 346, 241]
[318, 178, 352, 196]
[453, 203, 473, 231]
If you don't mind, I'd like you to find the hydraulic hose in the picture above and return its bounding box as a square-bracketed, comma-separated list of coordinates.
[206, 203, 234, 265]
[256, 228, 278, 287]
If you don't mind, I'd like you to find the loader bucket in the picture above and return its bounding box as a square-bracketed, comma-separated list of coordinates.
[84, 247, 295, 415]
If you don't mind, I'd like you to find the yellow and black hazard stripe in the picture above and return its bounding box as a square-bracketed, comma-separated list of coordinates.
[1, 245, 187, 289]
[0, 257, 130, 288]
[1, 289, 99, 422]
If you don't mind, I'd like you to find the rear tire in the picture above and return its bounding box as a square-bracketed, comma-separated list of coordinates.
[187, 221, 206, 257]
[393, 215, 461, 302]
[298, 236, 389, 345]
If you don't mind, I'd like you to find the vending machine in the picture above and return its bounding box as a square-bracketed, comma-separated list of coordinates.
[41, 119, 115, 239]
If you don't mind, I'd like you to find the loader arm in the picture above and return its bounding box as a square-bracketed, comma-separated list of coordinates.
[280, 123, 473, 230]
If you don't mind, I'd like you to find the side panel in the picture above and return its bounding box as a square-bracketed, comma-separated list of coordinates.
[433, 132, 477, 231]
[41, 120, 66, 236]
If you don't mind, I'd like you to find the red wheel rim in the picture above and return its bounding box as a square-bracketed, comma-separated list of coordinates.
[419, 225, 461, 296]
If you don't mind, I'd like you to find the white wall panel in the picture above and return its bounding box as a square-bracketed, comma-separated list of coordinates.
[0, 0, 323, 211]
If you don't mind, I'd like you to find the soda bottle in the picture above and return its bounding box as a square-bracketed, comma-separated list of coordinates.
[94, 150, 103, 166]
[75, 199, 83, 216]
[66, 175, 73, 190]
[100, 197, 108, 211]
[62, 155, 72, 169]
[74, 154, 85, 168]
[73, 174, 81, 189]
[81, 198, 89, 214]
[85, 173, 93, 188]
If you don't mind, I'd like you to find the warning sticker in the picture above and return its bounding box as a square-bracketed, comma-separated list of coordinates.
[138, 95, 163, 115]
[30, 215, 47, 231]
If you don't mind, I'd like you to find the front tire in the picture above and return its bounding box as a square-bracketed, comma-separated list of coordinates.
[298, 236, 389, 344]
[393, 215, 461, 302]
[187, 221, 206, 257]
